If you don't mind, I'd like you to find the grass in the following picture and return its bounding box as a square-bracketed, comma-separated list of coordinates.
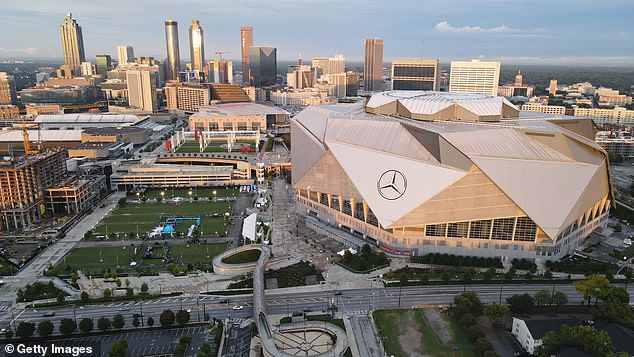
[228, 261, 324, 289]
[373, 308, 477, 357]
[305, 314, 345, 330]
[336, 250, 389, 274]
[221, 249, 261, 264]
[131, 187, 238, 199]
[92, 201, 232, 236]
[175, 141, 257, 153]
[50, 243, 227, 275]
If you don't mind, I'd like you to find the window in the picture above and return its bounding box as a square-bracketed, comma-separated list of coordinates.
[425, 223, 447, 237]
[251, 122, 261, 130]
[222, 122, 233, 131]
[354, 201, 364, 221]
[469, 220, 492, 239]
[367, 209, 379, 227]
[319, 193, 328, 206]
[331, 196, 340, 210]
[309, 191, 318, 202]
[209, 122, 219, 131]
[237, 122, 248, 131]
[342, 200, 352, 216]
[491, 218, 515, 240]
[514, 217, 537, 242]
[447, 222, 469, 238]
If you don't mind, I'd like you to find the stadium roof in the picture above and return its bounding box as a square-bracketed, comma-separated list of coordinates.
[292, 92, 612, 240]
[0, 129, 82, 142]
[194, 103, 288, 117]
[34, 114, 148, 124]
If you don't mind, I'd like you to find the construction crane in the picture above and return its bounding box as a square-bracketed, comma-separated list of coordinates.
[21, 117, 40, 155]
[214, 51, 232, 83]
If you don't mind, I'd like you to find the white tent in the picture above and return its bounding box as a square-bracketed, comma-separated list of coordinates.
[337, 247, 358, 256]
[242, 213, 258, 242]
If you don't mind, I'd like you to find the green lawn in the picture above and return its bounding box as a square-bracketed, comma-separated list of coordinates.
[52, 243, 227, 275]
[93, 201, 233, 236]
[373, 308, 477, 357]
[175, 141, 257, 153]
[221, 249, 261, 264]
[131, 187, 238, 199]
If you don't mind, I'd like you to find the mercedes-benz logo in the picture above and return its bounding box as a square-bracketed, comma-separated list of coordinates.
[377, 169, 407, 200]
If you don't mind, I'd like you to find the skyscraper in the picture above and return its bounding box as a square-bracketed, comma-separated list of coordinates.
[391, 59, 439, 91]
[126, 67, 158, 112]
[250, 46, 277, 87]
[240, 26, 253, 85]
[189, 19, 205, 72]
[364, 38, 384, 92]
[60, 13, 86, 75]
[449, 60, 501, 96]
[117, 45, 134, 65]
[312, 54, 345, 78]
[165, 19, 181, 81]
[0, 72, 17, 105]
[95, 54, 112, 76]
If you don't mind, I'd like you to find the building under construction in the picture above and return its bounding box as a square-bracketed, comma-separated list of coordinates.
[0, 149, 68, 231]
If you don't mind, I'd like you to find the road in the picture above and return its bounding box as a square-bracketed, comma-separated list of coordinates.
[0, 192, 125, 307]
[0, 283, 611, 332]
[349, 315, 382, 357]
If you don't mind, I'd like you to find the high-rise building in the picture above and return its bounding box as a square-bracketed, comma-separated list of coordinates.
[364, 39, 384, 92]
[0, 72, 17, 105]
[250, 46, 277, 87]
[126, 67, 158, 112]
[80, 62, 95, 76]
[165, 82, 210, 112]
[117, 45, 134, 65]
[207, 60, 233, 84]
[240, 26, 253, 85]
[449, 60, 500, 96]
[346, 72, 360, 97]
[330, 73, 347, 99]
[312, 54, 345, 78]
[60, 13, 86, 75]
[165, 19, 181, 81]
[95, 54, 112, 76]
[391, 59, 439, 91]
[189, 19, 205, 72]
[287, 58, 315, 89]
[549, 79, 558, 96]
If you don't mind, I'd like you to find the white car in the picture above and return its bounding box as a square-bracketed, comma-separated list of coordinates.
[232, 305, 244, 310]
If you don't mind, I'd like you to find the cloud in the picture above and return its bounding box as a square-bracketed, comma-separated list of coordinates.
[0, 46, 41, 56]
[434, 21, 517, 34]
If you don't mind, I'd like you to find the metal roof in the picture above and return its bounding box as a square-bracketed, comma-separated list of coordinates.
[0, 129, 82, 142]
[194, 103, 288, 117]
[34, 114, 146, 124]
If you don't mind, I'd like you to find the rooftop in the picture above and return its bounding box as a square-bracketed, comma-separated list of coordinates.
[0, 129, 82, 142]
[193, 102, 288, 117]
[35, 114, 148, 124]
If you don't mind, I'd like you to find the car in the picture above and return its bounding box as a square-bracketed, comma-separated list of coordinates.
[186, 309, 191, 313]
[302, 308, 312, 312]
[119, 307, 129, 311]
[42, 311, 55, 317]
[334, 292, 342, 296]
[219, 299, 230, 304]
[232, 305, 244, 310]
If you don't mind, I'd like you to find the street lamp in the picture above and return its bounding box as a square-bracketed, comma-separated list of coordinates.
[213, 190, 217, 202]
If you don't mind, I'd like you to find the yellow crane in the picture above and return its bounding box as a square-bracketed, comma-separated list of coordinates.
[21, 117, 40, 155]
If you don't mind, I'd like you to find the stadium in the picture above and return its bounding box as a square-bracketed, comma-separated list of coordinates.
[291, 91, 613, 261]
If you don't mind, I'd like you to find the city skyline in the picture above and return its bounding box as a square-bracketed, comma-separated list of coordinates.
[1, 0, 632, 66]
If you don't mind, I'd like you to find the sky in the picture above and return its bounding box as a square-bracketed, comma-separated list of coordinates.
[1, 0, 633, 66]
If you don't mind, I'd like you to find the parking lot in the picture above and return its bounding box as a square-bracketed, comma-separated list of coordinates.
[43, 326, 214, 357]
[225, 321, 252, 357]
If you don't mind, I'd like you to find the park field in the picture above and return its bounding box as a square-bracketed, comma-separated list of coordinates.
[92, 201, 232, 237]
[53, 243, 227, 275]
[129, 187, 238, 199]
[175, 141, 257, 153]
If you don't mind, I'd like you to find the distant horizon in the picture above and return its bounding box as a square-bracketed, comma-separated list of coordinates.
[1, 0, 632, 68]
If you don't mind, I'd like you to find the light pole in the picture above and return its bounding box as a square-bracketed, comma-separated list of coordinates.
[73, 305, 77, 326]
[499, 279, 504, 304]
[139, 299, 144, 326]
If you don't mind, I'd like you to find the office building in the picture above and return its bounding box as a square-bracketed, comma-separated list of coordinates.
[292, 91, 610, 260]
[391, 59, 439, 91]
[189, 19, 205, 71]
[271, 88, 329, 106]
[312, 55, 345, 78]
[521, 103, 567, 115]
[330, 73, 347, 99]
[95, 54, 112, 76]
[287, 59, 315, 89]
[241, 26, 253, 85]
[364, 38, 384, 92]
[80, 62, 95, 76]
[207, 60, 233, 84]
[45, 176, 108, 215]
[0, 150, 68, 231]
[165, 19, 181, 81]
[165, 82, 211, 112]
[250, 46, 277, 87]
[19, 86, 103, 105]
[117, 45, 134, 65]
[549, 79, 558, 96]
[574, 107, 634, 125]
[346, 72, 360, 97]
[0, 105, 19, 119]
[60, 13, 85, 75]
[25, 104, 63, 117]
[189, 103, 287, 131]
[449, 60, 500, 96]
[0, 72, 17, 105]
[126, 68, 158, 112]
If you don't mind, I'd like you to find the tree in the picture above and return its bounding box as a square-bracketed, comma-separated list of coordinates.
[552, 291, 568, 308]
[507, 294, 534, 313]
[132, 317, 140, 328]
[147, 316, 155, 327]
[16, 321, 35, 339]
[59, 318, 76, 336]
[199, 342, 212, 357]
[57, 292, 66, 303]
[103, 288, 112, 299]
[125, 278, 130, 287]
[126, 288, 134, 296]
[71, 272, 79, 284]
[399, 272, 409, 285]
[104, 271, 111, 279]
[160, 309, 175, 327]
[574, 275, 610, 306]
[483, 267, 496, 282]
[534, 289, 551, 307]
[79, 318, 94, 334]
[361, 243, 372, 256]
[141, 282, 149, 294]
[453, 291, 483, 318]
[475, 337, 493, 354]
[5, 328, 13, 339]
[504, 267, 516, 281]
[109, 340, 128, 357]
[600, 286, 629, 304]
[97, 317, 112, 331]
[80, 291, 90, 302]
[115, 278, 122, 287]
[544, 270, 554, 280]
[615, 223, 623, 233]
[37, 320, 54, 336]
[484, 303, 509, 325]
[111, 270, 118, 279]
[112, 314, 125, 329]
[176, 309, 191, 326]
[342, 250, 353, 263]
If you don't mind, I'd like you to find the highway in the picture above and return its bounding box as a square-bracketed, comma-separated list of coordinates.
[0, 283, 605, 329]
